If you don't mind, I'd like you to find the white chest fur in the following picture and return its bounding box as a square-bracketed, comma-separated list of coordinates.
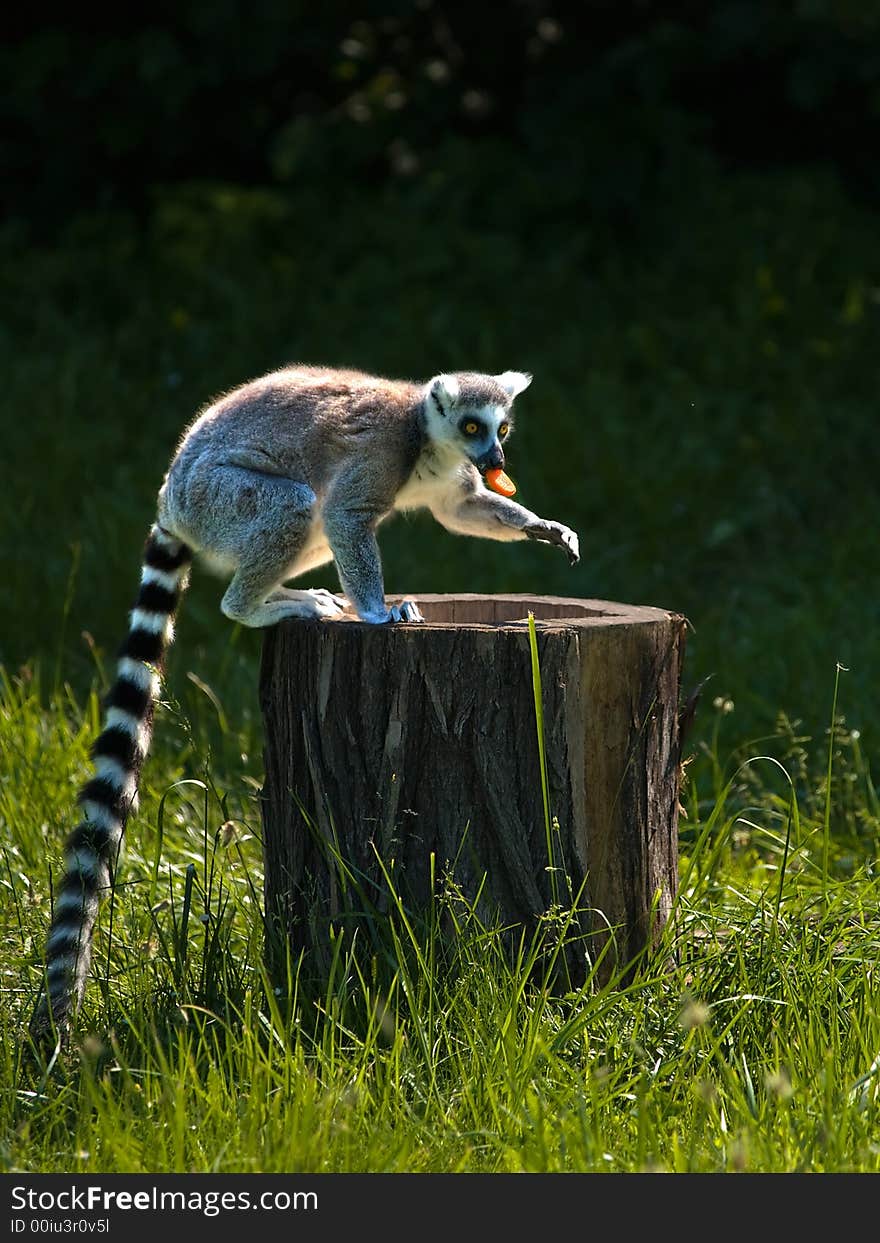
[394, 448, 466, 513]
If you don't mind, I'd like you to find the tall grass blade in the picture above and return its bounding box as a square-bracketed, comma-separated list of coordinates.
[527, 612, 558, 909]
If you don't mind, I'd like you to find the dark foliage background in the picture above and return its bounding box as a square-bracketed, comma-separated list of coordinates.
[2, 0, 878, 764]
[5, 2, 880, 226]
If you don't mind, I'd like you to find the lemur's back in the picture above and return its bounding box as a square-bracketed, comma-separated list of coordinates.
[168, 365, 424, 495]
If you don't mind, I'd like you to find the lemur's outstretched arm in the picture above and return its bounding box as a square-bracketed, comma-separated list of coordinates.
[431, 466, 580, 566]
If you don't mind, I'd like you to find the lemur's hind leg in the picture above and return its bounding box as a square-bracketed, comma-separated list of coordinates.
[222, 578, 345, 627]
[169, 465, 343, 628]
[220, 520, 346, 626]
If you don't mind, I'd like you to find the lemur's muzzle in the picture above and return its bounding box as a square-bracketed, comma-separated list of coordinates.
[475, 445, 505, 472]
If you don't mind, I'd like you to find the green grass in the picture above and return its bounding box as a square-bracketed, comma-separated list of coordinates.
[1, 656, 879, 1173]
[1, 146, 878, 1171]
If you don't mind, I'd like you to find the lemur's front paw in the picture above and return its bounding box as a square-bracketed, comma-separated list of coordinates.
[389, 600, 424, 623]
[560, 526, 580, 566]
[360, 599, 425, 624]
[525, 521, 580, 566]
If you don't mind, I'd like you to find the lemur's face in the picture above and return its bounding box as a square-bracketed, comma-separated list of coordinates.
[425, 370, 531, 475]
[454, 405, 511, 472]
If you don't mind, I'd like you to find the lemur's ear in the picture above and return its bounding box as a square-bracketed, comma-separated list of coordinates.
[495, 371, 532, 399]
[428, 373, 460, 416]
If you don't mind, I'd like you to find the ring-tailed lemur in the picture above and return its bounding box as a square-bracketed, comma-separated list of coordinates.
[32, 365, 579, 1040]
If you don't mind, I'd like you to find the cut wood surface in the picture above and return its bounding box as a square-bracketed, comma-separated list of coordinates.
[260, 595, 687, 983]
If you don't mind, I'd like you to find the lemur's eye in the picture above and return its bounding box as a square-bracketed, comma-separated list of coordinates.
[463, 421, 480, 436]
[498, 422, 510, 438]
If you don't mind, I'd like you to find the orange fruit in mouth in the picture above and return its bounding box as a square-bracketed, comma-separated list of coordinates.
[485, 468, 516, 497]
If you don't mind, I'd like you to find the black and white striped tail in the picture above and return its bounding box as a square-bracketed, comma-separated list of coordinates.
[31, 525, 192, 1041]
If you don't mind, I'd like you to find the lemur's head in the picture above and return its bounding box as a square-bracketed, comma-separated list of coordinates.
[424, 370, 532, 473]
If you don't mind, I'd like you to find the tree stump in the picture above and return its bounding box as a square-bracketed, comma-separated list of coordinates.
[259, 595, 687, 985]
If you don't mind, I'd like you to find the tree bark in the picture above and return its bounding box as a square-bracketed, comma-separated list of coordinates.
[259, 595, 687, 985]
